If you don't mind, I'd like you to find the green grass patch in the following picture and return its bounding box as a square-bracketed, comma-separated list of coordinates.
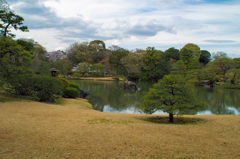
[142, 116, 204, 125]
[87, 118, 134, 125]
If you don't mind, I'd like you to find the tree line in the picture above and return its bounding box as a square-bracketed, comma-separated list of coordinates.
[1, 0, 240, 122]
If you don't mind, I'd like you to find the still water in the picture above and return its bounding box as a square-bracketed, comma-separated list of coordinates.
[69, 80, 240, 115]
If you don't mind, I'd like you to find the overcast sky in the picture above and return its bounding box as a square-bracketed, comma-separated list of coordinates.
[7, 0, 240, 57]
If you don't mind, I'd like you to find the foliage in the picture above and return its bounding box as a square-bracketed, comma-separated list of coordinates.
[188, 58, 200, 70]
[31, 57, 41, 72]
[70, 42, 93, 64]
[33, 42, 47, 59]
[171, 60, 187, 76]
[164, 47, 180, 61]
[0, 36, 33, 81]
[89, 40, 106, 49]
[206, 57, 235, 81]
[0, 80, 4, 90]
[108, 45, 122, 51]
[233, 58, 240, 69]
[49, 60, 71, 75]
[140, 47, 166, 81]
[73, 73, 81, 78]
[0, 8, 28, 37]
[109, 48, 129, 75]
[66, 71, 72, 76]
[65, 42, 80, 60]
[69, 82, 80, 91]
[226, 69, 240, 86]
[76, 62, 91, 74]
[37, 61, 51, 75]
[99, 58, 112, 74]
[17, 38, 34, 54]
[120, 52, 145, 77]
[66, 41, 109, 64]
[212, 51, 228, 60]
[6, 75, 34, 95]
[60, 78, 69, 90]
[182, 43, 201, 59]
[4, 75, 63, 102]
[199, 50, 211, 65]
[138, 74, 204, 122]
[90, 63, 105, 76]
[32, 76, 63, 102]
[63, 87, 79, 98]
[89, 41, 109, 63]
[179, 47, 194, 66]
[185, 69, 202, 83]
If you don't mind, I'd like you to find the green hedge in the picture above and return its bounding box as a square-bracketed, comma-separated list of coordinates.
[7, 75, 34, 96]
[4, 75, 63, 102]
[69, 82, 80, 91]
[32, 76, 63, 102]
[60, 78, 69, 90]
[63, 87, 79, 98]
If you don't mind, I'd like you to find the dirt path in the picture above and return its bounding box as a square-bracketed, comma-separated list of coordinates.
[0, 99, 240, 158]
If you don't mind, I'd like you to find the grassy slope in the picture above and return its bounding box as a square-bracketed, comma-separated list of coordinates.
[0, 98, 240, 159]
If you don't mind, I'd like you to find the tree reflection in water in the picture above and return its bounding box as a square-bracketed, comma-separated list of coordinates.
[69, 80, 240, 115]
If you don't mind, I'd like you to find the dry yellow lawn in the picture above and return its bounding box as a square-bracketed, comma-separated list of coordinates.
[0, 98, 240, 159]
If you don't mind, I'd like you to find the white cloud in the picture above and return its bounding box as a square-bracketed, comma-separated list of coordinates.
[6, 0, 240, 57]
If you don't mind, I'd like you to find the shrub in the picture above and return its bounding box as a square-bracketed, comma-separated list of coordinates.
[0, 80, 5, 90]
[74, 73, 80, 78]
[32, 76, 63, 102]
[6, 75, 34, 95]
[69, 82, 80, 91]
[67, 71, 74, 75]
[60, 78, 69, 90]
[63, 87, 79, 98]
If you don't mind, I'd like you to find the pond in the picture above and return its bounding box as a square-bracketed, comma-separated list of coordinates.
[69, 80, 240, 115]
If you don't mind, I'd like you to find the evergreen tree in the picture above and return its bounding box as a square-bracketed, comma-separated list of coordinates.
[0, 36, 33, 81]
[188, 58, 200, 70]
[171, 60, 187, 76]
[199, 50, 211, 65]
[138, 74, 204, 122]
[179, 47, 194, 66]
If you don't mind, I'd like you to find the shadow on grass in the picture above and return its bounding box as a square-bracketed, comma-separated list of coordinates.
[140, 116, 205, 125]
[0, 91, 35, 103]
[0, 90, 64, 105]
[87, 118, 134, 125]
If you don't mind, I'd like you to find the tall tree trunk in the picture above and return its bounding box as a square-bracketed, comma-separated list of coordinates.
[169, 113, 174, 123]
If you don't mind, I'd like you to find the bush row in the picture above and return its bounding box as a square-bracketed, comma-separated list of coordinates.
[6, 75, 81, 102]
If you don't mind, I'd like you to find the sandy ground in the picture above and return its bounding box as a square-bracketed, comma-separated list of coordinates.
[0, 98, 240, 159]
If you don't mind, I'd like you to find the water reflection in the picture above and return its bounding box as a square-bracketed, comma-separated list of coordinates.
[69, 80, 240, 115]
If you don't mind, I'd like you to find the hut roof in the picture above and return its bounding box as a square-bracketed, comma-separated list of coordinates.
[49, 68, 60, 72]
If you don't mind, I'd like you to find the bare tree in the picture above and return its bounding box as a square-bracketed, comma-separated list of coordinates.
[65, 42, 80, 59]
[212, 51, 228, 60]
